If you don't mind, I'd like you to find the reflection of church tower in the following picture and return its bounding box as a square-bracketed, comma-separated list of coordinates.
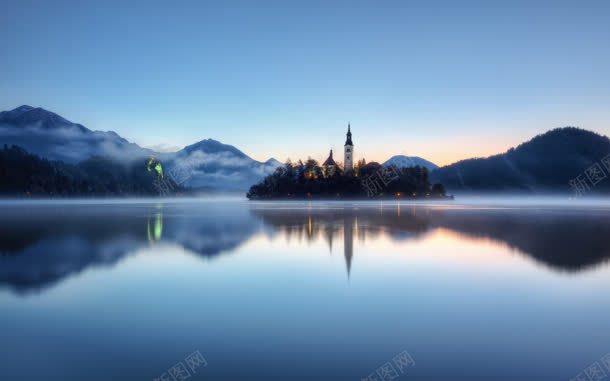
[324, 224, 335, 253]
[344, 123, 354, 172]
[344, 214, 354, 278]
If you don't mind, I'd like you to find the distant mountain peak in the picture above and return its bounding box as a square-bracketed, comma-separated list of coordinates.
[383, 155, 438, 171]
[513, 126, 608, 152]
[0, 105, 281, 190]
[13, 105, 36, 112]
[183, 138, 249, 159]
[0, 105, 74, 128]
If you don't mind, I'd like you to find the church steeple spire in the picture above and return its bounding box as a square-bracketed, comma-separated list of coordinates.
[344, 123, 353, 146]
[344, 122, 354, 172]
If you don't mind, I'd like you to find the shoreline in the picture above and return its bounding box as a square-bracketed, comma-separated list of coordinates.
[247, 195, 454, 201]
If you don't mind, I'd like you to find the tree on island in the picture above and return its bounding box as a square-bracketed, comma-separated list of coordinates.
[247, 158, 447, 199]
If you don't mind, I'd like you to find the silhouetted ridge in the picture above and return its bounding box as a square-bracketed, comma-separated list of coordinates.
[431, 127, 610, 193]
[0, 105, 80, 129]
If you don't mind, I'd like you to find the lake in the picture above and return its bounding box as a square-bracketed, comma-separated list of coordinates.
[1, 197, 610, 381]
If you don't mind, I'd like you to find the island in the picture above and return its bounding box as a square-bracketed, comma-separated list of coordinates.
[247, 124, 448, 200]
[246, 157, 448, 200]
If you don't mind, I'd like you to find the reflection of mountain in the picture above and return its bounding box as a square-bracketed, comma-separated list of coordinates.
[163, 206, 260, 256]
[0, 203, 258, 293]
[250, 204, 610, 273]
[3, 202, 610, 294]
[0, 211, 144, 292]
[431, 209, 610, 271]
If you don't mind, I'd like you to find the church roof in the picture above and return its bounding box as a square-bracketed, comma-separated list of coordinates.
[344, 123, 353, 146]
[323, 149, 337, 166]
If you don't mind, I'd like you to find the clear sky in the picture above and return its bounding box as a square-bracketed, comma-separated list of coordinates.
[1, 0, 609, 166]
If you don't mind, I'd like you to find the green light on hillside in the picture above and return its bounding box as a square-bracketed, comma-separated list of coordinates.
[147, 157, 164, 178]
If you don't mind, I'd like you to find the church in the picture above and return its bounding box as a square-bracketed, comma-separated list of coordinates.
[322, 123, 354, 176]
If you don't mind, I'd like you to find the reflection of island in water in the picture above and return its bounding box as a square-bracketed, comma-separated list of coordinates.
[251, 206, 432, 278]
[2, 202, 610, 294]
[250, 204, 610, 274]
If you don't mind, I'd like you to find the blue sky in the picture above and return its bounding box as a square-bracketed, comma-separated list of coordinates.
[1, 0, 609, 165]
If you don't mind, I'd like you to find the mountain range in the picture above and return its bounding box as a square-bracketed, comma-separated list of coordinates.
[0, 105, 281, 190]
[431, 127, 610, 193]
[2, 105, 608, 194]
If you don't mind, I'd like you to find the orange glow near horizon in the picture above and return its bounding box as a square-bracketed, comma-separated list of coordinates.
[251, 134, 518, 167]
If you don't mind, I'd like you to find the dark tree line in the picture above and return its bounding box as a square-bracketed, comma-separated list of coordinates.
[0, 145, 179, 196]
[247, 158, 447, 199]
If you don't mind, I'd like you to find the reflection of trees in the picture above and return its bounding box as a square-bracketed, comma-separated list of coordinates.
[0, 204, 259, 294]
[3, 201, 610, 294]
[252, 206, 431, 246]
[251, 204, 610, 273]
[250, 206, 433, 277]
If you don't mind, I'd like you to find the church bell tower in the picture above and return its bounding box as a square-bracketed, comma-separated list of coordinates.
[344, 123, 354, 172]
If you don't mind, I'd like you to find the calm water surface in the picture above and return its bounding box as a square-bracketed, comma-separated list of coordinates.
[1, 198, 610, 381]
